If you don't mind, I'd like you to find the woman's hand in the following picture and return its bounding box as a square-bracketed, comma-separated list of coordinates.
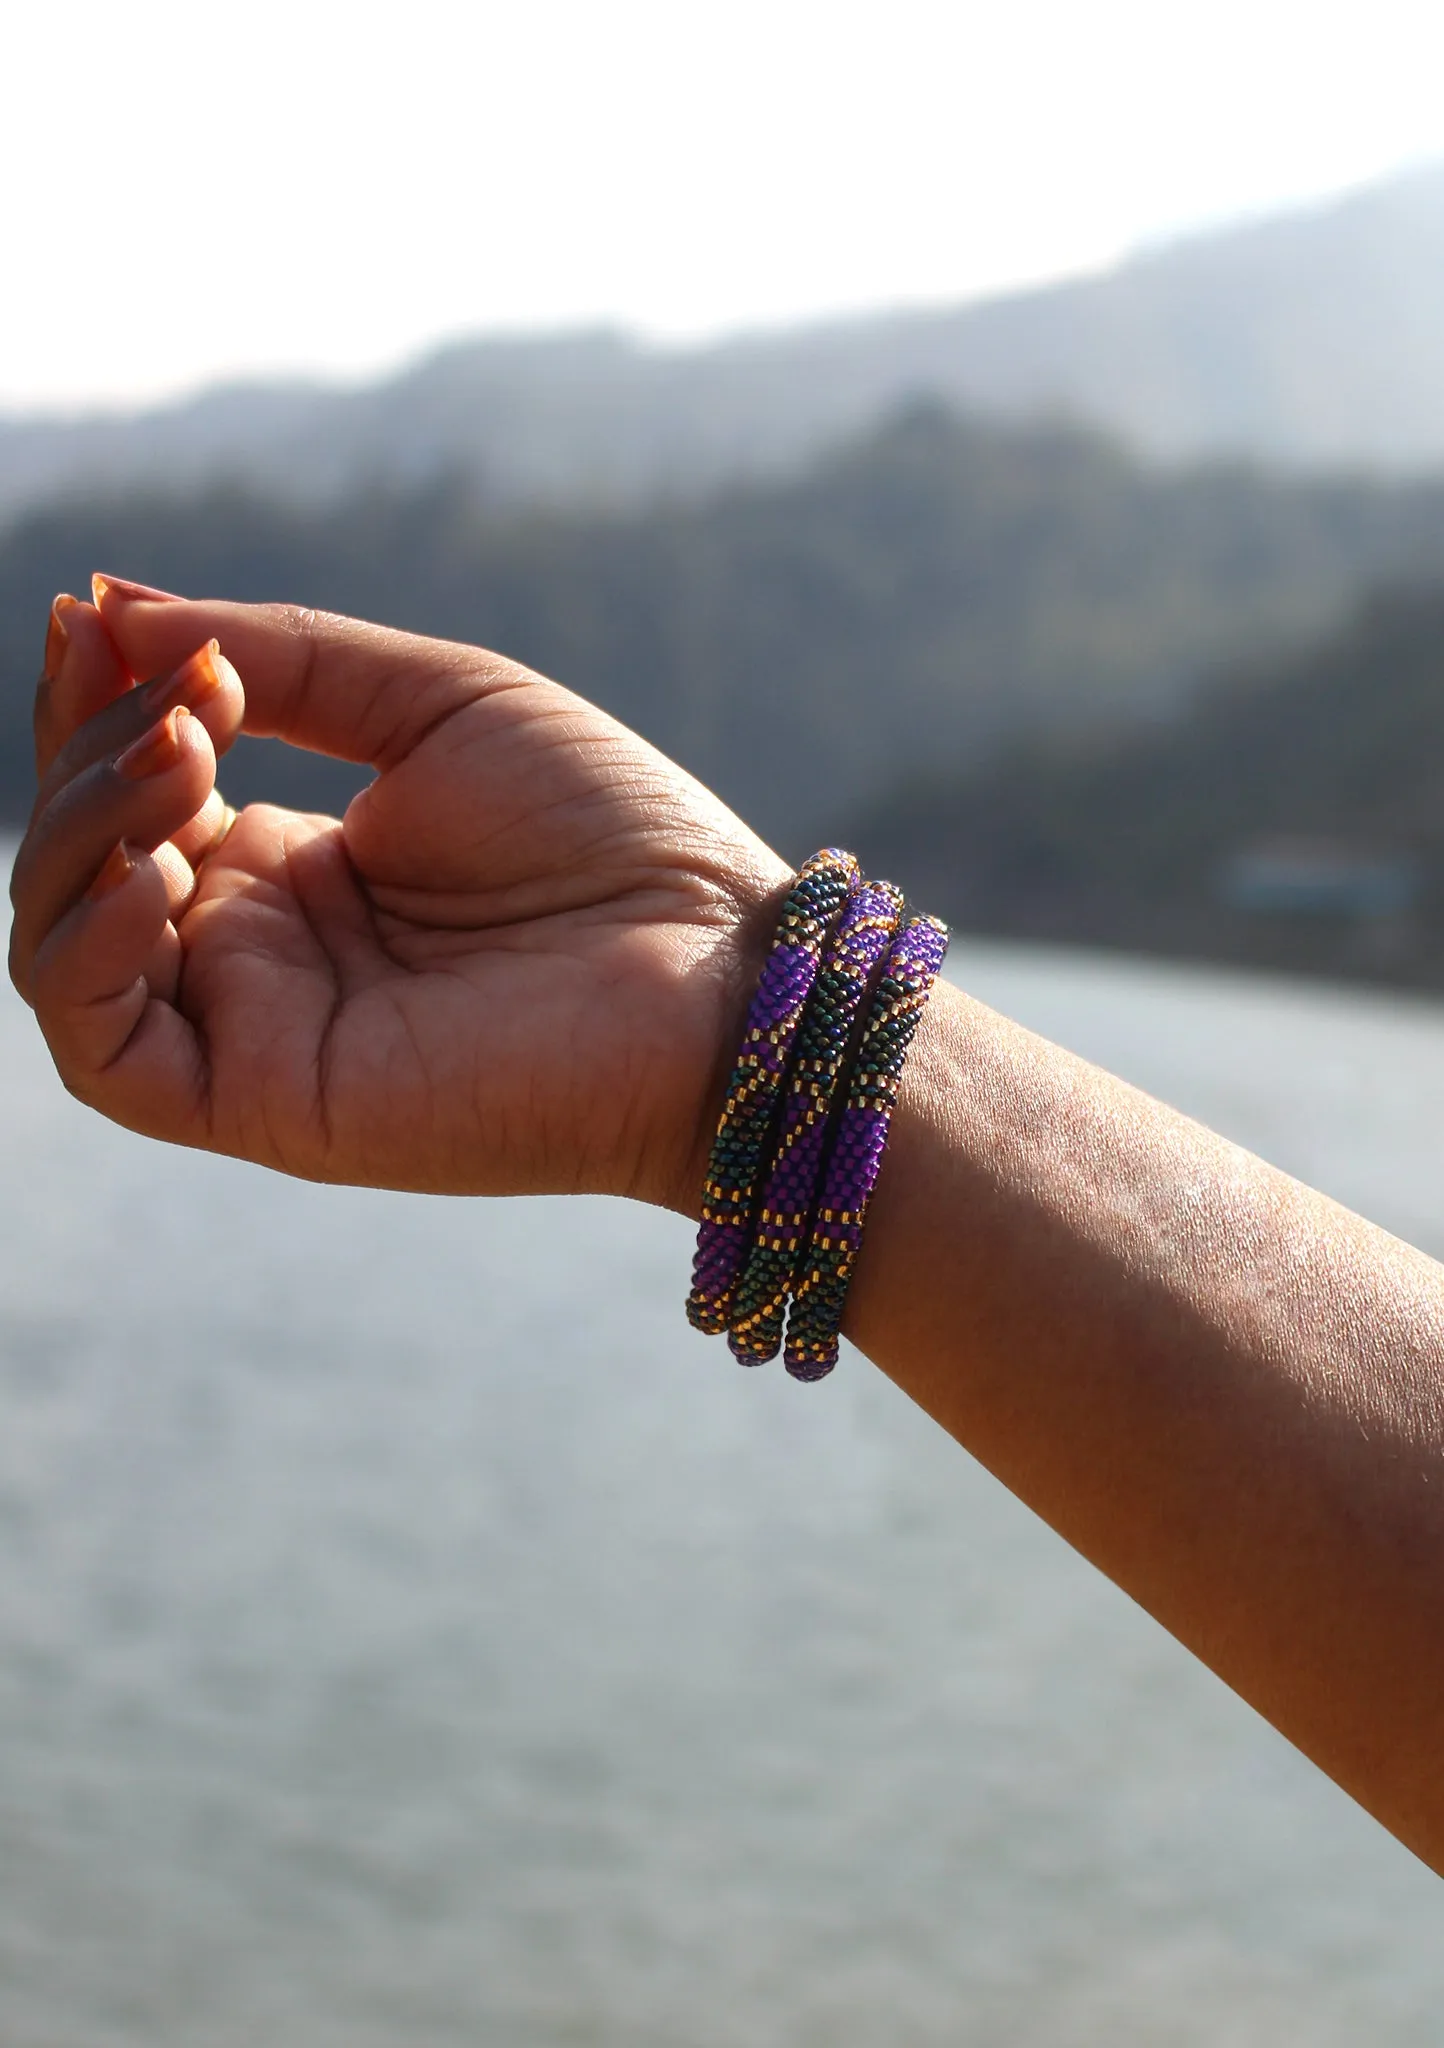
[10, 587, 788, 1208]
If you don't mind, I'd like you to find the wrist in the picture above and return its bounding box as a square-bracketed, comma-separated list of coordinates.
[669, 859, 792, 1221]
[641, 840, 793, 1220]
[835, 972, 966, 1361]
[669, 846, 950, 1376]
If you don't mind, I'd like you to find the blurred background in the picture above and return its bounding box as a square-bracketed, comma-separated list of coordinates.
[6, 0, 1444, 2040]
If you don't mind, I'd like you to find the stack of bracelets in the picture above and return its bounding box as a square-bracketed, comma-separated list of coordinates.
[687, 848, 949, 1380]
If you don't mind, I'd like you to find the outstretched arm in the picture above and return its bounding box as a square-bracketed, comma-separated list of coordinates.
[12, 587, 1444, 1871]
[854, 977, 1444, 1870]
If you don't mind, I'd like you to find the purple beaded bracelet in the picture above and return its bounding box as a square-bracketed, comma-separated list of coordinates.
[726, 878, 904, 1365]
[686, 849, 859, 1335]
[783, 912, 950, 1381]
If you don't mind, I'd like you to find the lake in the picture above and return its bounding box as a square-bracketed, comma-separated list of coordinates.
[2, 921, 1443, 2046]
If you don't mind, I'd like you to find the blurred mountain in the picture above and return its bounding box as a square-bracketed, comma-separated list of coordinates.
[10, 407, 1444, 853]
[861, 582, 1444, 992]
[6, 164, 1444, 527]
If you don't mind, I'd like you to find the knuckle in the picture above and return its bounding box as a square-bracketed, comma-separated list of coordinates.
[265, 599, 316, 638]
[58, 1063, 97, 1107]
[270, 600, 346, 652]
[8, 833, 34, 911]
[268, 601, 326, 729]
[7, 932, 34, 1008]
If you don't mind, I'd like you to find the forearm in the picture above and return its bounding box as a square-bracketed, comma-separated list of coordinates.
[845, 978, 1444, 1868]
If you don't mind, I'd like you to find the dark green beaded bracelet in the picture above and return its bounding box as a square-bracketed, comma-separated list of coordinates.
[726, 878, 903, 1365]
[784, 912, 949, 1380]
[686, 850, 859, 1335]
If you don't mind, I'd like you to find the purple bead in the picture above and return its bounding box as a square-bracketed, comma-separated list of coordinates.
[726, 880, 903, 1365]
[783, 914, 948, 1378]
[686, 851, 859, 1334]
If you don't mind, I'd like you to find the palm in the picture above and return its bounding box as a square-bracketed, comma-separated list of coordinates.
[172, 671, 780, 1205]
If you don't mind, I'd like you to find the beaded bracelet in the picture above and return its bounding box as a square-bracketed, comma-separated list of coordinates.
[783, 912, 950, 1381]
[686, 849, 859, 1335]
[726, 878, 904, 1366]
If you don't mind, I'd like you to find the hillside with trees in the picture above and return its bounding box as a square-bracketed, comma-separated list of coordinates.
[10, 407, 1444, 855]
[5, 164, 1444, 526]
[861, 583, 1444, 992]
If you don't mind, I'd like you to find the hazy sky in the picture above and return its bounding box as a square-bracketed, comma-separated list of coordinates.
[6, 0, 1444, 413]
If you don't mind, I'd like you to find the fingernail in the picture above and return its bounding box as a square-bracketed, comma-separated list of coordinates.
[150, 640, 227, 713]
[93, 573, 183, 607]
[115, 705, 190, 780]
[43, 594, 78, 681]
[88, 844, 135, 901]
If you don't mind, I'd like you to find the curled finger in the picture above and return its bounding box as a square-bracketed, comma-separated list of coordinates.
[36, 640, 243, 813]
[27, 847, 206, 1131]
[10, 705, 217, 1001]
[33, 595, 135, 783]
[171, 786, 240, 873]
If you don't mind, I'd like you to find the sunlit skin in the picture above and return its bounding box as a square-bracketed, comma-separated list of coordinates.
[12, 585, 1444, 1875]
[14, 585, 789, 1204]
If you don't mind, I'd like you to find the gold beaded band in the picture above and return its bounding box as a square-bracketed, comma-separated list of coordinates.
[687, 849, 947, 1384]
[726, 878, 903, 1365]
[685, 850, 859, 1335]
[783, 913, 949, 1380]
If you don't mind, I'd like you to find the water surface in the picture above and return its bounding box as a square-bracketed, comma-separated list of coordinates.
[2, 923, 1443, 2046]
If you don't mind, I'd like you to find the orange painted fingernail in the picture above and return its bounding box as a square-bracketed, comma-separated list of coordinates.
[88, 844, 134, 901]
[115, 705, 190, 780]
[43, 594, 77, 681]
[150, 639, 226, 713]
[93, 572, 183, 607]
